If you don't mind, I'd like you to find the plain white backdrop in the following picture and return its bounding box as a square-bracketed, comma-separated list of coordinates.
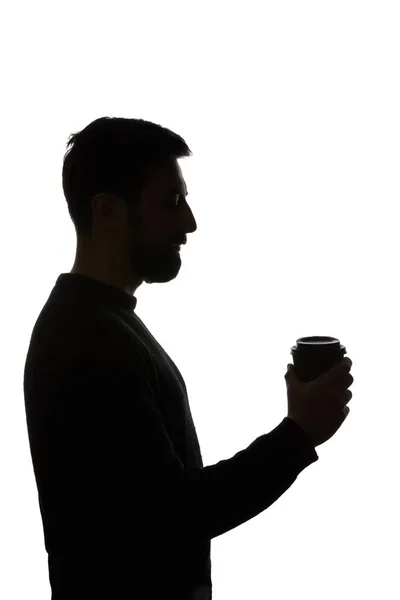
[1, 1, 399, 598]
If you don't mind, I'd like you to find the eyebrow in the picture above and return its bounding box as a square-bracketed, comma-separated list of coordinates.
[170, 188, 188, 196]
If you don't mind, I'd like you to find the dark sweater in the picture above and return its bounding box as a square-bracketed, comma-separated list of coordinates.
[23, 273, 319, 600]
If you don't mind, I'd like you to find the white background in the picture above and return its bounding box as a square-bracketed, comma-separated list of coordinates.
[1, 1, 399, 598]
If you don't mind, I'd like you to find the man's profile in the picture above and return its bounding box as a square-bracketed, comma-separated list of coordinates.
[23, 116, 319, 600]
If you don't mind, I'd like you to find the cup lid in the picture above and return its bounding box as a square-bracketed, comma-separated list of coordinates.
[291, 336, 346, 355]
[297, 336, 340, 347]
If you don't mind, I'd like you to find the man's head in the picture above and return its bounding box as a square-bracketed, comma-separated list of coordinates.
[62, 117, 197, 296]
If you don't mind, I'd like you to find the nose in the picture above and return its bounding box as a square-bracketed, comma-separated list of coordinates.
[185, 205, 197, 235]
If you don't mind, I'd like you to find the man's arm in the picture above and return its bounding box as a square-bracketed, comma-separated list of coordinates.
[35, 358, 319, 548]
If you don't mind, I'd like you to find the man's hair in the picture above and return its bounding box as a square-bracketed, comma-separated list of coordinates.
[62, 116, 192, 237]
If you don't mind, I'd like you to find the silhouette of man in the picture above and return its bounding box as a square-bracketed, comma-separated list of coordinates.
[23, 117, 318, 599]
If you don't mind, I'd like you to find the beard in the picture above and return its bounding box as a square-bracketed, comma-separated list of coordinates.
[127, 239, 182, 284]
[125, 208, 182, 285]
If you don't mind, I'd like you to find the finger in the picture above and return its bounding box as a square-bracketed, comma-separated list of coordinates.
[342, 357, 352, 369]
[335, 389, 352, 407]
[345, 389, 353, 402]
[334, 372, 354, 390]
[318, 358, 352, 386]
[327, 375, 354, 398]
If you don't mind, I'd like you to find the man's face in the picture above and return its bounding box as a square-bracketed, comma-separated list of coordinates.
[123, 157, 197, 285]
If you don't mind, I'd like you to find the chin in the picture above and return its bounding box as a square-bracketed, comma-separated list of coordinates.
[144, 264, 181, 284]
[144, 271, 180, 284]
[140, 251, 182, 284]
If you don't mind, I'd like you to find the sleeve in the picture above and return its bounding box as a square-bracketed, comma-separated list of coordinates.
[41, 358, 319, 550]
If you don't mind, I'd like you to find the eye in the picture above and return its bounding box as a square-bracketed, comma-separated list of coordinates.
[170, 195, 182, 207]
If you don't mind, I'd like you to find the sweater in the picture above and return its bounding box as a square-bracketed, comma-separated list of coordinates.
[23, 273, 319, 600]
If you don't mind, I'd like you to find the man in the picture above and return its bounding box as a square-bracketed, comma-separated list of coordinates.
[23, 116, 321, 599]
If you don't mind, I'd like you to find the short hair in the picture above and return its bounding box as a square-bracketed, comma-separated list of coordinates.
[62, 116, 192, 237]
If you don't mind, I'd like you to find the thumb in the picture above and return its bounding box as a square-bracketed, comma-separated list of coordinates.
[285, 364, 299, 385]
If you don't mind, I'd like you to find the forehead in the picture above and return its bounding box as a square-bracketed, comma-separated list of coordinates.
[144, 158, 188, 195]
